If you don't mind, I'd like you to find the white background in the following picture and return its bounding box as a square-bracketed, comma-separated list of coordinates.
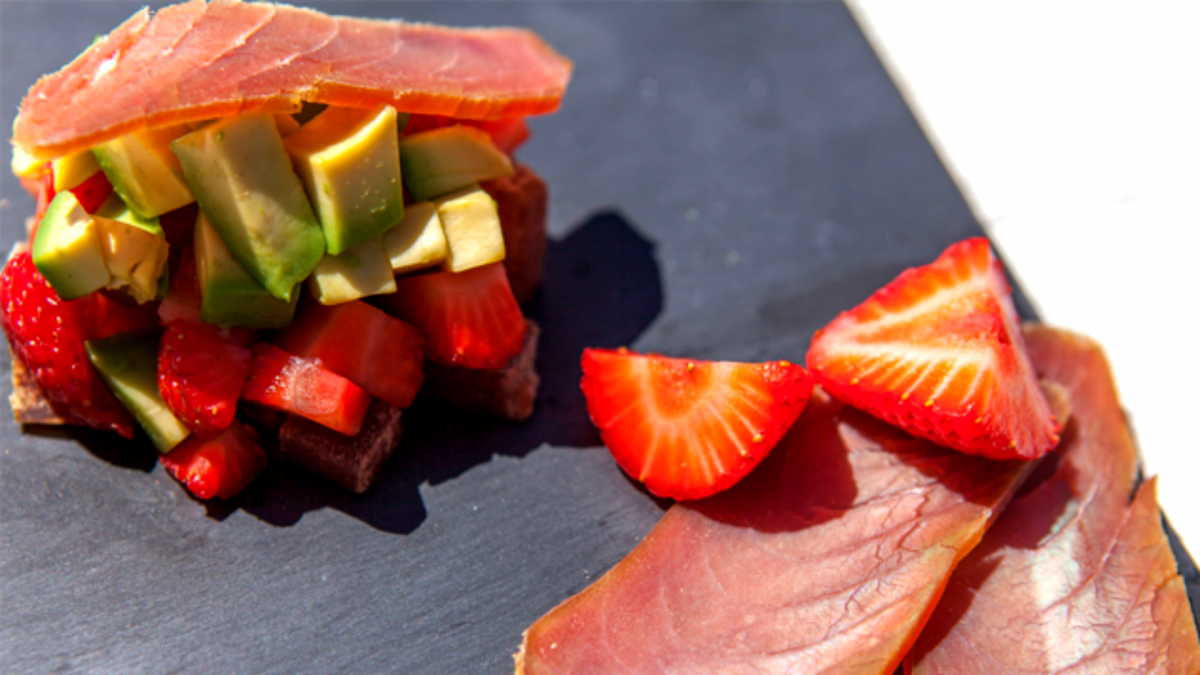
[850, 1, 1200, 553]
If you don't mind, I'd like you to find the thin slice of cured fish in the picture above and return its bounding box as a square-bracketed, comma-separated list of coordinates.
[906, 326, 1200, 674]
[14, 0, 573, 158]
[516, 388, 1035, 674]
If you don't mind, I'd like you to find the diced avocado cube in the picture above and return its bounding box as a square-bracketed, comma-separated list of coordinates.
[399, 125, 514, 201]
[384, 201, 447, 274]
[308, 236, 397, 305]
[95, 193, 164, 236]
[97, 217, 169, 305]
[31, 191, 110, 300]
[51, 148, 101, 192]
[85, 331, 191, 453]
[11, 146, 43, 181]
[93, 123, 195, 219]
[194, 212, 298, 329]
[283, 105, 405, 256]
[172, 113, 325, 300]
[433, 185, 506, 272]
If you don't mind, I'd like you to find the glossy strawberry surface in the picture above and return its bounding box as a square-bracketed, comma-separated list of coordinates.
[161, 421, 266, 500]
[806, 237, 1059, 460]
[581, 348, 814, 500]
[158, 319, 251, 435]
[381, 263, 526, 370]
[0, 252, 133, 436]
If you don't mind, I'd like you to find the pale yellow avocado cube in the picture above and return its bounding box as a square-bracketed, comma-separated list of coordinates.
[51, 148, 101, 191]
[308, 236, 397, 305]
[11, 146, 44, 180]
[96, 217, 169, 305]
[93, 123, 195, 219]
[434, 185, 506, 272]
[31, 193, 110, 300]
[384, 201, 447, 274]
[283, 104, 404, 256]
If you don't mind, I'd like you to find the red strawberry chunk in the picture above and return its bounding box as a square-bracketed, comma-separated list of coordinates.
[160, 421, 267, 500]
[274, 300, 425, 409]
[69, 170, 115, 214]
[581, 348, 814, 501]
[0, 252, 134, 437]
[240, 343, 371, 436]
[379, 262, 526, 370]
[158, 320, 251, 436]
[76, 291, 161, 341]
[806, 237, 1060, 460]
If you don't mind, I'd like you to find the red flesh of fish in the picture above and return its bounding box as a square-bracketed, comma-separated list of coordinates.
[14, 0, 573, 159]
[906, 326, 1200, 674]
[517, 388, 1034, 674]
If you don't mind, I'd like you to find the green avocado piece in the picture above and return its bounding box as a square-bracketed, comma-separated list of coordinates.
[31, 191, 110, 300]
[283, 105, 405, 255]
[85, 331, 190, 453]
[399, 125, 514, 201]
[93, 123, 195, 219]
[171, 113, 325, 300]
[194, 212, 298, 329]
[95, 193, 164, 236]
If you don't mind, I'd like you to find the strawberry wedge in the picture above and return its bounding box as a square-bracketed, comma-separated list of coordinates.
[158, 320, 252, 435]
[15, 1, 572, 159]
[806, 237, 1060, 460]
[581, 349, 814, 500]
[240, 343, 371, 437]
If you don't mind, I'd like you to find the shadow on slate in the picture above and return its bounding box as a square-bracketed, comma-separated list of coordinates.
[227, 210, 663, 534]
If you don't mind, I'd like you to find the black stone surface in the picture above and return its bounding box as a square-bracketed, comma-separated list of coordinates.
[0, 2, 1194, 673]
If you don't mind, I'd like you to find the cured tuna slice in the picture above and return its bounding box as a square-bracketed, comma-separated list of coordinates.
[907, 326, 1200, 674]
[14, 0, 573, 159]
[516, 388, 1033, 674]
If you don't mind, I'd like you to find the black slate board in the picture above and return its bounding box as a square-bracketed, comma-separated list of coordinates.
[0, 2, 1195, 672]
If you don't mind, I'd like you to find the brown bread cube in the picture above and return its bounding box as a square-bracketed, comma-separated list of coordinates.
[482, 164, 547, 304]
[274, 399, 404, 493]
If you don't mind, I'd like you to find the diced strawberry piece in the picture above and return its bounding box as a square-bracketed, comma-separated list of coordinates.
[403, 115, 530, 154]
[157, 246, 203, 327]
[379, 263, 526, 370]
[0, 252, 134, 437]
[273, 300, 425, 409]
[76, 291, 161, 341]
[806, 237, 1061, 460]
[581, 349, 814, 501]
[240, 343, 371, 436]
[158, 320, 252, 436]
[69, 170, 114, 214]
[160, 421, 267, 500]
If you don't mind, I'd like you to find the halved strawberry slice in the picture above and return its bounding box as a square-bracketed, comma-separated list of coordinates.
[0, 251, 134, 436]
[158, 320, 252, 435]
[240, 343, 371, 436]
[378, 262, 526, 370]
[160, 421, 267, 500]
[273, 300, 425, 409]
[581, 348, 814, 501]
[806, 237, 1060, 460]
